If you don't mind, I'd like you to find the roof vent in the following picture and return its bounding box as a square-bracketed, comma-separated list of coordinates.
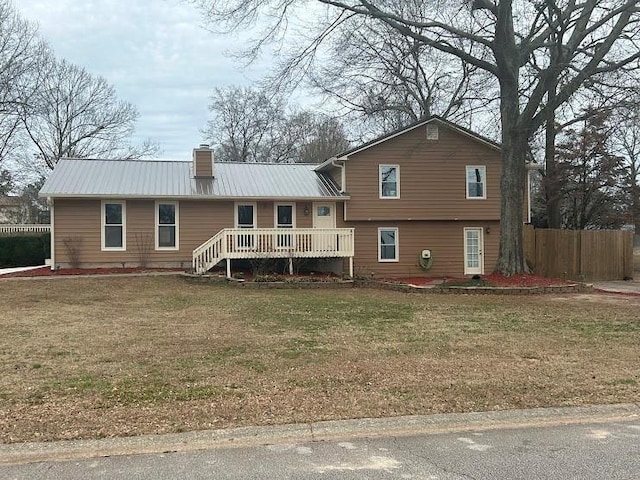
[426, 124, 439, 140]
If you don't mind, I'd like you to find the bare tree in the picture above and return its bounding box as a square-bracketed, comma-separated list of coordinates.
[194, 0, 640, 274]
[203, 86, 286, 162]
[203, 86, 350, 162]
[292, 113, 351, 163]
[553, 109, 625, 229]
[0, 168, 12, 195]
[614, 101, 640, 234]
[307, 18, 498, 138]
[21, 58, 157, 170]
[0, 0, 48, 166]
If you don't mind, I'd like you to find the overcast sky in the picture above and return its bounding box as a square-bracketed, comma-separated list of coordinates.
[17, 0, 266, 159]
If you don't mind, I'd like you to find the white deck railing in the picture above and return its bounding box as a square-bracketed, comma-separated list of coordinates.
[0, 224, 51, 234]
[192, 227, 355, 275]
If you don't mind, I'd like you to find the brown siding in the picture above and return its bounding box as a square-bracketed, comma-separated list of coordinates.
[54, 198, 234, 267]
[349, 220, 500, 278]
[296, 203, 313, 228]
[344, 124, 502, 221]
[52, 199, 340, 268]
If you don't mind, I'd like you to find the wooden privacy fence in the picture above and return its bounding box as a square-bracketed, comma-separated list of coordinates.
[523, 225, 634, 281]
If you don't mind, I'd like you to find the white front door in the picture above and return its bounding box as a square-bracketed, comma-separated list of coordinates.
[464, 227, 484, 275]
[313, 203, 336, 251]
[313, 203, 336, 228]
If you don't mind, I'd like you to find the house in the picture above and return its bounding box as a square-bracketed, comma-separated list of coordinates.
[0, 195, 24, 224]
[39, 116, 507, 278]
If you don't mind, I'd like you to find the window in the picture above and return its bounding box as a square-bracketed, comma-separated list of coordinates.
[156, 201, 178, 250]
[235, 203, 256, 248]
[275, 203, 295, 248]
[466, 166, 486, 199]
[378, 228, 398, 262]
[379, 165, 399, 199]
[316, 206, 331, 217]
[102, 201, 126, 251]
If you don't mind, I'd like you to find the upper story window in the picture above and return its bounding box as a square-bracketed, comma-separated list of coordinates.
[379, 165, 400, 199]
[466, 166, 486, 199]
[156, 201, 179, 250]
[102, 201, 126, 251]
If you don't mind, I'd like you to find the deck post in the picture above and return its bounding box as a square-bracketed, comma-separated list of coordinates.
[289, 258, 293, 275]
[226, 258, 231, 278]
[349, 257, 354, 278]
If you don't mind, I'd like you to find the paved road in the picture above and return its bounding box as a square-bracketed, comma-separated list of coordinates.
[2, 417, 639, 479]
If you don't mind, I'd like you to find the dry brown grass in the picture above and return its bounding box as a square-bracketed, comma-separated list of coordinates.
[0, 276, 638, 443]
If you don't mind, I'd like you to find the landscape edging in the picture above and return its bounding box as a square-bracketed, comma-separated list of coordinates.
[184, 274, 592, 294]
[354, 278, 593, 295]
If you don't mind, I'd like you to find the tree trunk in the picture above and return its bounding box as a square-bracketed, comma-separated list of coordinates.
[544, 5, 563, 229]
[496, 120, 528, 275]
[493, 1, 528, 275]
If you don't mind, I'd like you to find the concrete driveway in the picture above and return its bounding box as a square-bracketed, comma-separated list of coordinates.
[0, 265, 45, 276]
[593, 279, 640, 294]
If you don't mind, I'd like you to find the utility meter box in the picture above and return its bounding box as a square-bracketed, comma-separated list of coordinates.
[421, 249, 431, 259]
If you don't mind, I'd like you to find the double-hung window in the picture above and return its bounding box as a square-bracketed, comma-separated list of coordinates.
[378, 227, 398, 262]
[102, 201, 126, 251]
[466, 166, 486, 199]
[379, 165, 400, 199]
[156, 201, 178, 250]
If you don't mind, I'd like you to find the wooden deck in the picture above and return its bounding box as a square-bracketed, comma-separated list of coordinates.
[193, 228, 355, 277]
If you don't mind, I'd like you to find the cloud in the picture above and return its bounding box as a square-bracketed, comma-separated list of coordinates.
[17, 0, 263, 159]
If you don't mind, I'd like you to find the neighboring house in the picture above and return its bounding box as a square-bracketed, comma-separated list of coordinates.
[39, 116, 509, 277]
[0, 196, 24, 224]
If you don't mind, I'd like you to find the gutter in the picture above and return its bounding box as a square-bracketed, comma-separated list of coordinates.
[36, 194, 350, 201]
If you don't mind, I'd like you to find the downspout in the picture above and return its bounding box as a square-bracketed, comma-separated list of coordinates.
[330, 157, 347, 194]
[48, 197, 55, 270]
[331, 157, 347, 222]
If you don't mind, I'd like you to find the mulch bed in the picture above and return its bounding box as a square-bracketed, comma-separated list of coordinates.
[388, 273, 573, 287]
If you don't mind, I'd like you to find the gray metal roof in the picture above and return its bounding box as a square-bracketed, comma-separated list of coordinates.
[40, 159, 346, 199]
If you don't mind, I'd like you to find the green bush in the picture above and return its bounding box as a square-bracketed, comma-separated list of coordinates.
[0, 234, 50, 267]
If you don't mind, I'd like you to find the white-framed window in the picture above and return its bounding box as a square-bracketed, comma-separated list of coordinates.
[101, 200, 126, 251]
[275, 203, 295, 248]
[466, 166, 486, 199]
[235, 202, 257, 249]
[275, 203, 295, 229]
[156, 201, 179, 250]
[379, 165, 400, 199]
[378, 227, 399, 262]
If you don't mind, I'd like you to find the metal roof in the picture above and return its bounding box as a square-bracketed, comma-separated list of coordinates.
[40, 159, 346, 199]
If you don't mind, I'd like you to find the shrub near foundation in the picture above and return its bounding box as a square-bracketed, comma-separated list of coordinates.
[0, 233, 50, 267]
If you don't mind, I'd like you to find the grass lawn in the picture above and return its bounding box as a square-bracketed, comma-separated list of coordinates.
[0, 276, 638, 443]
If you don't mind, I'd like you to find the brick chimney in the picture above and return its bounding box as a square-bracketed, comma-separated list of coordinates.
[193, 144, 214, 177]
